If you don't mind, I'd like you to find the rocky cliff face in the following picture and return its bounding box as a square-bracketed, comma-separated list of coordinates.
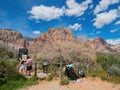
[89, 38, 107, 45]
[84, 38, 117, 53]
[27, 28, 84, 59]
[28, 28, 79, 53]
[35, 28, 79, 43]
[0, 28, 119, 60]
[0, 29, 25, 50]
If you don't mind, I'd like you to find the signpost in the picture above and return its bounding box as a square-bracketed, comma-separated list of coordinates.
[42, 61, 48, 73]
[18, 48, 28, 60]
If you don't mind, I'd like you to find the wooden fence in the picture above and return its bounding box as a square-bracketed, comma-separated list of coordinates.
[33, 61, 70, 80]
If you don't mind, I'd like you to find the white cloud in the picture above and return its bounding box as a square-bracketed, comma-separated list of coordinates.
[96, 31, 101, 34]
[106, 38, 120, 45]
[66, 0, 92, 17]
[28, 0, 92, 21]
[89, 4, 94, 9]
[94, 0, 120, 14]
[115, 20, 120, 24]
[117, 6, 120, 17]
[28, 5, 65, 21]
[68, 23, 82, 30]
[33, 31, 41, 35]
[93, 9, 118, 28]
[110, 29, 119, 33]
[78, 17, 85, 21]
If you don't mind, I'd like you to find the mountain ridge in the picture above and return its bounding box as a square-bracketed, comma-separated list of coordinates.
[0, 28, 119, 59]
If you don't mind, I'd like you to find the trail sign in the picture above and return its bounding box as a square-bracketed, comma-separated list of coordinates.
[42, 61, 48, 73]
[18, 48, 28, 60]
[42, 61, 48, 65]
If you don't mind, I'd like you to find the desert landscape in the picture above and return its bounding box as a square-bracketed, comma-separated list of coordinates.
[0, 0, 120, 90]
[23, 77, 120, 90]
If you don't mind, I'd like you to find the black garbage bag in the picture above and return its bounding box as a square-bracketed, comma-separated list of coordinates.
[65, 66, 79, 80]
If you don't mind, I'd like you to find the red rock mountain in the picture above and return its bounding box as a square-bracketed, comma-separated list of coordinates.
[0, 28, 119, 60]
[35, 28, 79, 43]
[83, 37, 117, 53]
[0, 29, 25, 50]
[27, 28, 83, 59]
[28, 28, 79, 53]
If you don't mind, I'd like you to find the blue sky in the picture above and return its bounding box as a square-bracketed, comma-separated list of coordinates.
[0, 0, 120, 45]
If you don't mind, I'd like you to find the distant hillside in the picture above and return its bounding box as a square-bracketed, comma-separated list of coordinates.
[27, 28, 119, 60]
[84, 38, 117, 53]
[0, 28, 119, 60]
[28, 28, 89, 60]
[0, 29, 25, 50]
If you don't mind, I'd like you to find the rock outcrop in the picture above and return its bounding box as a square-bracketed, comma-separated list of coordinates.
[35, 28, 79, 43]
[0, 28, 119, 60]
[83, 37, 117, 53]
[0, 29, 25, 50]
[27, 28, 84, 60]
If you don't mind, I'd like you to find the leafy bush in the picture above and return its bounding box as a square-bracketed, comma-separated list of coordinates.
[0, 46, 14, 59]
[0, 58, 37, 90]
[80, 53, 120, 84]
[108, 65, 120, 76]
[60, 76, 69, 85]
[0, 58, 22, 84]
[39, 77, 47, 81]
[0, 76, 37, 90]
[0, 46, 37, 90]
[6, 51, 14, 58]
[89, 70, 107, 77]
[46, 74, 54, 81]
[97, 53, 120, 76]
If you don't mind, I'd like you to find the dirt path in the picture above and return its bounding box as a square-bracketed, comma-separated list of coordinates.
[22, 77, 120, 90]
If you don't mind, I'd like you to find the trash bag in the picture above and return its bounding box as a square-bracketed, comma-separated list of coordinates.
[65, 66, 79, 80]
[78, 69, 85, 77]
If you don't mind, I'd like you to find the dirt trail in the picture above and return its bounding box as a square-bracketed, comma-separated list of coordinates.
[22, 77, 120, 90]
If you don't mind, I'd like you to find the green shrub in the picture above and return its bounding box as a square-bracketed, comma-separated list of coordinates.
[95, 53, 120, 84]
[60, 76, 69, 85]
[39, 77, 46, 81]
[0, 76, 38, 90]
[101, 76, 120, 84]
[25, 76, 38, 86]
[0, 46, 15, 59]
[96, 53, 120, 77]
[108, 65, 120, 76]
[7, 51, 14, 58]
[46, 74, 54, 81]
[0, 58, 24, 83]
[0, 46, 37, 90]
[89, 70, 107, 77]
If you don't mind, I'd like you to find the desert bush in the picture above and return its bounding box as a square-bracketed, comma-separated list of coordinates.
[108, 65, 120, 76]
[39, 77, 47, 81]
[0, 58, 23, 85]
[0, 58, 37, 90]
[6, 51, 14, 58]
[60, 76, 69, 85]
[0, 46, 37, 90]
[46, 74, 54, 81]
[96, 53, 120, 77]
[89, 69, 107, 77]
[0, 75, 37, 90]
[0, 46, 15, 59]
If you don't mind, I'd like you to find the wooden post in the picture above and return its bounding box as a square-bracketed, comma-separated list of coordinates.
[60, 61, 62, 80]
[51, 62, 53, 73]
[53, 63, 56, 76]
[34, 62, 37, 79]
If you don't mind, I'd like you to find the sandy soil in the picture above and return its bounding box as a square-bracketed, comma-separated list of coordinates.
[22, 77, 120, 90]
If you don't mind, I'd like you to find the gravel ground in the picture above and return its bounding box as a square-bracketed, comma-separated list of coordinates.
[21, 77, 120, 90]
